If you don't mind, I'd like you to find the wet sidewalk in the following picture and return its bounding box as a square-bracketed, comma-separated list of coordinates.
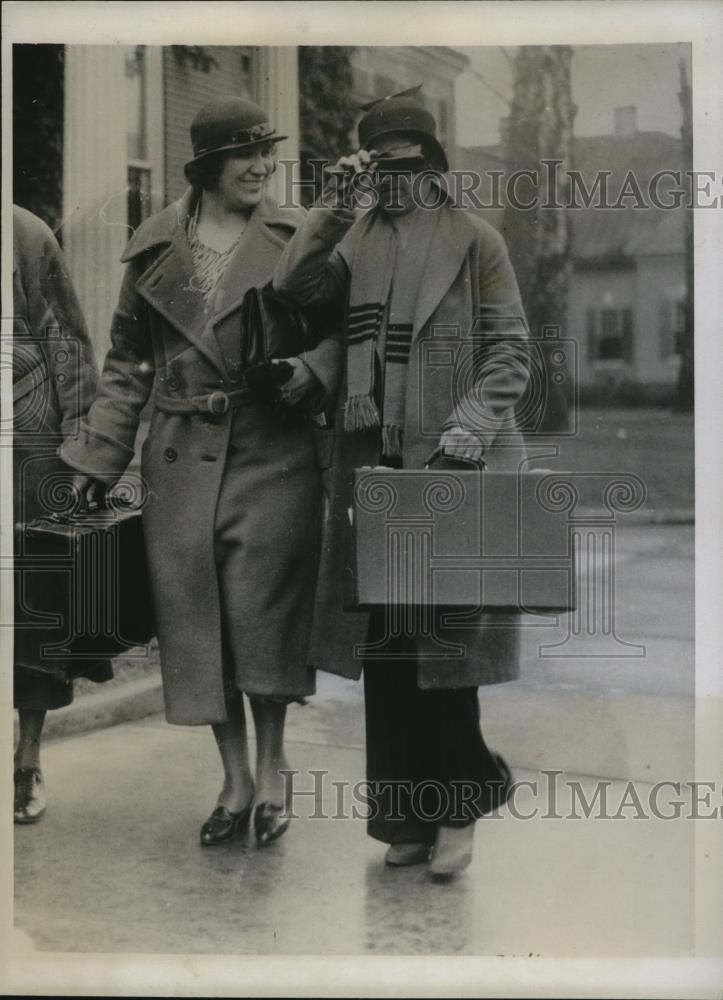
[15, 703, 693, 957]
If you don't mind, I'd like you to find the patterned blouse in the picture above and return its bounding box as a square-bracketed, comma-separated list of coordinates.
[186, 202, 243, 304]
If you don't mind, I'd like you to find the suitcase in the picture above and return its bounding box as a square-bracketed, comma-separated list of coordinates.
[348, 457, 576, 614]
[13, 507, 155, 671]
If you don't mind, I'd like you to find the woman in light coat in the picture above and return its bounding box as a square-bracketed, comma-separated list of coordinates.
[273, 92, 531, 875]
[64, 98, 342, 847]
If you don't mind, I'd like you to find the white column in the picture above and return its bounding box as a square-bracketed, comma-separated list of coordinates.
[62, 46, 128, 361]
[256, 47, 299, 205]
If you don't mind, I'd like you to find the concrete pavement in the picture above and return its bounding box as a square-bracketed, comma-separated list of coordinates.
[14, 709, 694, 957]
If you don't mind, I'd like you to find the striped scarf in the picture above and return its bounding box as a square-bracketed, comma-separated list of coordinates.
[342, 207, 439, 456]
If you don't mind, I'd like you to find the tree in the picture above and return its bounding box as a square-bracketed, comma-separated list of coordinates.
[673, 57, 694, 412]
[502, 45, 576, 433]
[298, 47, 357, 205]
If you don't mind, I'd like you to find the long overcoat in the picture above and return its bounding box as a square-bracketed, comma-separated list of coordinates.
[61, 191, 343, 725]
[12, 205, 111, 689]
[273, 198, 531, 689]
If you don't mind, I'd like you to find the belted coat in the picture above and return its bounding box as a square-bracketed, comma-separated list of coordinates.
[61, 191, 343, 725]
[273, 199, 531, 689]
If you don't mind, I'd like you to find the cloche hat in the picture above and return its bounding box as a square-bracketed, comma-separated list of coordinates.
[185, 96, 287, 168]
[357, 85, 448, 172]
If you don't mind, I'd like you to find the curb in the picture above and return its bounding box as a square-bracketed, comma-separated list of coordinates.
[579, 507, 694, 525]
[15, 675, 164, 744]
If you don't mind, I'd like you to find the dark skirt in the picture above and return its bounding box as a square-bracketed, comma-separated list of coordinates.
[14, 660, 113, 712]
[13, 440, 113, 713]
[14, 667, 73, 712]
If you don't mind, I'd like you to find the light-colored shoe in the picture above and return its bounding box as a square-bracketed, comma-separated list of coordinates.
[429, 824, 475, 878]
[14, 767, 46, 824]
[384, 842, 432, 867]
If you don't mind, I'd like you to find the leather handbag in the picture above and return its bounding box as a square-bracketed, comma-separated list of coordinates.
[13, 505, 155, 675]
[239, 284, 317, 369]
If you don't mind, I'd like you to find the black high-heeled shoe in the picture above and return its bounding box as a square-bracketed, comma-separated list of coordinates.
[254, 801, 291, 847]
[200, 794, 254, 846]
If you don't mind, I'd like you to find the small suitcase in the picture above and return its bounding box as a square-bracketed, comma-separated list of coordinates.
[348, 455, 576, 614]
[13, 507, 155, 670]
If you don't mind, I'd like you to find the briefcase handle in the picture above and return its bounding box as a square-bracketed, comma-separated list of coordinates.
[37, 495, 140, 526]
[424, 446, 486, 472]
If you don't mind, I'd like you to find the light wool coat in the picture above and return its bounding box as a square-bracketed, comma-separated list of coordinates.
[62, 192, 343, 724]
[273, 199, 531, 688]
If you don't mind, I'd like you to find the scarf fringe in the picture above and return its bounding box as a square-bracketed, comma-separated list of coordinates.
[381, 423, 404, 458]
[344, 394, 381, 433]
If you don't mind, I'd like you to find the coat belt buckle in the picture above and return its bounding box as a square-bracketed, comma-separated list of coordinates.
[206, 391, 230, 416]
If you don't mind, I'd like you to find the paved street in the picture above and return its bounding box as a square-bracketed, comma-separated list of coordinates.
[14, 523, 697, 956]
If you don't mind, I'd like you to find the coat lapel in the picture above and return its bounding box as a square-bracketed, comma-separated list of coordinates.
[127, 192, 301, 376]
[211, 197, 297, 323]
[412, 200, 478, 337]
[130, 193, 226, 374]
[209, 198, 301, 365]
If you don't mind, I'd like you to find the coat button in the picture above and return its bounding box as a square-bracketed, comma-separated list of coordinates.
[164, 447, 178, 463]
[168, 377, 180, 391]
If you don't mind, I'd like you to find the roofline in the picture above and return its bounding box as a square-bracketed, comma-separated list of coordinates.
[458, 129, 682, 158]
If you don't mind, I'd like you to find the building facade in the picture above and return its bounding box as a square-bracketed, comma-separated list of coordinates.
[458, 114, 687, 399]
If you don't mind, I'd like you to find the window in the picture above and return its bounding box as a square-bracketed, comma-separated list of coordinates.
[125, 46, 152, 230]
[587, 307, 634, 362]
[124, 45, 164, 230]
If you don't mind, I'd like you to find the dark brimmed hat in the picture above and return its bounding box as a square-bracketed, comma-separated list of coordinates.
[185, 96, 287, 168]
[357, 87, 448, 172]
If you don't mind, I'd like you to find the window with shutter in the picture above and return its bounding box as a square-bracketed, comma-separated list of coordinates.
[599, 309, 622, 360]
[658, 299, 686, 359]
[587, 307, 634, 362]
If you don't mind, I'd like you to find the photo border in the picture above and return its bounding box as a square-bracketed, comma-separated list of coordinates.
[2, 2, 721, 996]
